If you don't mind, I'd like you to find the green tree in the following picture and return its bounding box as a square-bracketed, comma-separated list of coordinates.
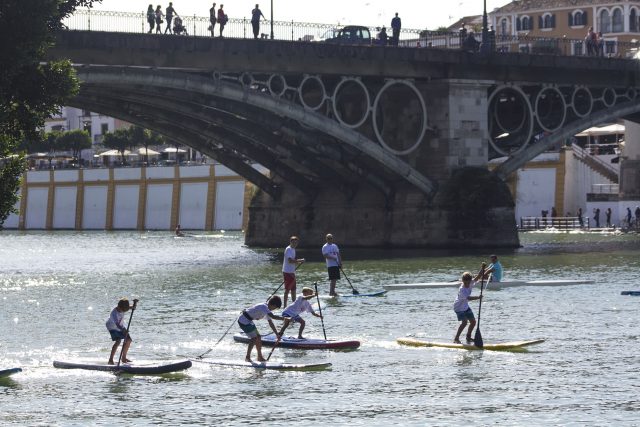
[129, 125, 164, 164]
[57, 129, 91, 161]
[0, 0, 98, 227]
[103, 128, 132, 165]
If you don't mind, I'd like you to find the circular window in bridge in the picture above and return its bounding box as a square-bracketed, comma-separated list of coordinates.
[488, 85, 533, 156]
[299, 75, 326, 111]
[372, 80, 427, 156]
[571, 87, 593, 118]
[535, 87, 567, 132]
[332, 78, 371, 129]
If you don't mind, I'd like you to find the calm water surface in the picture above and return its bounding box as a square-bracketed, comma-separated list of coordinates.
[1, 230, 639, 425]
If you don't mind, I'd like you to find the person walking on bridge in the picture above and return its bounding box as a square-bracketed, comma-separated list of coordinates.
[209, 3, 217, 37]
[154, 5, 164, 34]
[146, 5, 155, 33]
[164, 2, 177, 34]
[251, 4, 266, 39]
[218, 4, 227, 37]
[390, 12, 401, 46]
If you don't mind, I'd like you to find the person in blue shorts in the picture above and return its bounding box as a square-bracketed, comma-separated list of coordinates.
[278, 287, 322, 339]
[453, 271, 483, 344]
[237, 296, 284, 362]
[106, 298, 138, 364]
[484, 254, 503, 282]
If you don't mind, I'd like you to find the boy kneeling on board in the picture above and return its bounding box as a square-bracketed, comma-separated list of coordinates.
[238, 296, 285, 362]
[278, 287, 323, 339]
[106, 298, 138, 365]
[453, 270, 483, 344]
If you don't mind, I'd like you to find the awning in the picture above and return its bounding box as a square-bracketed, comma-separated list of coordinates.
[576, 124, 625, 137]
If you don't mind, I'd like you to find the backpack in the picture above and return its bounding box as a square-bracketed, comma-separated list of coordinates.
[223, 14, 228, 24]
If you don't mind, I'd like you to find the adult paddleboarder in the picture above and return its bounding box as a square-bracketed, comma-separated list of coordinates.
[322, 233, 342, 296]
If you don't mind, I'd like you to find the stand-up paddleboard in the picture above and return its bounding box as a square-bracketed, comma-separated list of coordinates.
[384, 279, 594, 291]
[233, 333, 360, 350]
[0, 368, 22, 378]
[397, 337, 545, 351]
[193, 359, 332, 371]
[621, 290, 640, 296]
[53, 360, 192, 375]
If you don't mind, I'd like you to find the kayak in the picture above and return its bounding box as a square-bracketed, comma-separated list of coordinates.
[621, 290, 640, 296]
[397, 337, 545, 351]
[0, 368, 22, 378]
[53, 360, 192, 374]
[384, 279, 594, 290]
[194, 359, 332, 371]
[233, 333, 360, 350]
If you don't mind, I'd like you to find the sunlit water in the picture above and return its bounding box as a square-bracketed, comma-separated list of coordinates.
[1, 230, 639, 425]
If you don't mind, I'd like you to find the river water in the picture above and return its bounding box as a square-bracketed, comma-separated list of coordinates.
[1, 230, 639, 425]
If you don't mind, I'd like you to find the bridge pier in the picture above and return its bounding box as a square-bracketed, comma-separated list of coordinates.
[245, 167, 519, 249]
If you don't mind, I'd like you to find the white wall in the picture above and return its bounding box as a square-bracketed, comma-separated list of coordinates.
[515, 168, 556, 220]
[145, 184, 173, 229]
[113, 185, 139, 229]
[52, 187, 77, 229]
[215, 181, 244, 230]
[4, 192, 21, 228]
[25, 188, 48, 229]
[83, 186, 108, 229]
[179, 182, 208, 229]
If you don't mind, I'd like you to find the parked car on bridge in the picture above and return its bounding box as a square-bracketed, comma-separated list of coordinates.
[322, 25, 371, 45]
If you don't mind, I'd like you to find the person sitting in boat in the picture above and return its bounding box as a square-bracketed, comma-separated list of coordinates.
[453, 270, 483, 344]
[483, 255, 502, 282]
[175, 224, 185, 237]
[238, 296, 285, 362]
[106, 298, 138, 365]
[277, 287, 323, 339]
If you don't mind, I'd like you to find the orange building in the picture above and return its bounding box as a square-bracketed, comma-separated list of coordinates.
[490, 0, 640, 56]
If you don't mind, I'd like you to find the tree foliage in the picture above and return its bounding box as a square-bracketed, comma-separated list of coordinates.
[103, 128, 132, 164]
[0, 0, 99, 227]
[57, 129, 91, 159]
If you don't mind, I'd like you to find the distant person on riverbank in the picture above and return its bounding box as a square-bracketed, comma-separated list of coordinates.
[175, 224, 185, 237]
[606, 207, 612, 227]
[322, 233, 342, 297]
[626, 207, 632, 227]
[154, 5, 164, 34]
[593, 208, 601, 228]
[106, 298, 138, 365]
[209, 3, 217, 36]
[483, 255, 502, 282]
[218, 4, 227, 37]
[238, 296, 284, 362]
[282, 236, 305, 306]
[251, 4, 265, 39]
[164, 2, 176, 34]
[636, 206, 640, 227]
[453, 271, 483, 344]
[278, 287, 322, 339]
[577, 207, 584, 227]
[390, 12, 401, 46]
[147, 5, 155, 33]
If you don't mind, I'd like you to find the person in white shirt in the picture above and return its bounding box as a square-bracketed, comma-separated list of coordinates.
[322, 233, 342, 296]
[282, 236, 305, 306]
[453, 270, 483, 344]
[237, 296, 285, 362]
[105, 298, 138, 364]
[277, 287, 322, 339]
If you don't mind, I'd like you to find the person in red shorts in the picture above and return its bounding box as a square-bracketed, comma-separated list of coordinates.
[282, 236, 305, 306]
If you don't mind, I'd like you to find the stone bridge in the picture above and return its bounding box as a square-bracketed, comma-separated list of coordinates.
[46, 30, 640, 248]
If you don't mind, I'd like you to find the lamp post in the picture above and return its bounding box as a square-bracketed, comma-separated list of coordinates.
[270, 0, 274, 39]
[481, 0, 490, 53]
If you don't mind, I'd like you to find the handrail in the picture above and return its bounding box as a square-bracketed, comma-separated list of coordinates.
[571, 143, 618, 178]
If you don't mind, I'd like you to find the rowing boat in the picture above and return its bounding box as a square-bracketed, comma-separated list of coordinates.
[233, 333, 360, 350]
[397, 337, 545, 351]
[0, 368, 22, 378]
[621, 290, 640, 296]
[384, 279, 594, 291]
[194, 359, 332, 371]
[53, 360, 192, 375]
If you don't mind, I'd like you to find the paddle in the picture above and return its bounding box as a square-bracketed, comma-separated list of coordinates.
[196, 264, 303, 359]
[339, 267, 360, 295]
[315, 282, 327, 340]
[474, 271, 489, 349]
[116, 299, 138, 367]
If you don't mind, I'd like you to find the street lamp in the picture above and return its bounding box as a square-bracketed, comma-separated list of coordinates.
[270, 0, 274, 39]
[481, 0, 490, 53]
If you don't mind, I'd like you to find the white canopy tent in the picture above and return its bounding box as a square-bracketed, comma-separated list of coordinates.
[576, 124, 625, 137]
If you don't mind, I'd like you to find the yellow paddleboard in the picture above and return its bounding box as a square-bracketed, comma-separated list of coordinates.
[397, 337, 545, 351]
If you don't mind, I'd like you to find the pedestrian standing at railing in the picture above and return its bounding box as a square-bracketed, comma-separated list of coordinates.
[155, 5, 164, 34]
[605, 207, 612, 227]
[391, 12, 401, 46]
[577, 207, 584, 227]
[585, 27, 595, 56]
[459, 23, 467, 49]
[218, 4, 227, 37]
[251, 4, 265, 39]
[147, 5, 155, 33]
[209, 2, 217, 37]
[593, 207, 600, 228]
[596, 32, 604, 57]
[165, 2, 176, 34]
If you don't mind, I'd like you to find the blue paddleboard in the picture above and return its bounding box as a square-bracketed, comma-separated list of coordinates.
[621, 290, 640, 296]
[0, 368, 22, 378]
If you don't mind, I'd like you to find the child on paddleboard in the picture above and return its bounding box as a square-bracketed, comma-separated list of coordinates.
[238, 295, 285, 362]
[278, 287, 323, 339]
[453, 270, 483, 344]
[106, 298, 138, 365]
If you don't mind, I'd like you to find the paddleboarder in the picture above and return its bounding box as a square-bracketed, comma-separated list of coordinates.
[282, 236, 305, 306]
[175, 224, 185, 237]
[238, 296, 285, 362]
[278, 287, 323, 339]
[322, 234, 342, 296]
[453, 271, 483, 344]
[106, 298, 138, 365]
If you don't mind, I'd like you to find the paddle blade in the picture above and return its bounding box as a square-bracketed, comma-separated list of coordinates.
[352, 288, 360, 295]
[474, 328, 484, 348]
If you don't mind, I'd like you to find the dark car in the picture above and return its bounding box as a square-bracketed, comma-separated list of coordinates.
[323, 25, 371, 45]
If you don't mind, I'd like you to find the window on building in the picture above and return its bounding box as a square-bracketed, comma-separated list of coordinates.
[81, 110, 91, 117]
[518, 16, 532, 31]
[605, 40, 617, 55]
[51, 125, 64, 132]
[101, 123, 109, 134]
[539, 13, 555, 29]
[600, 10, 611, 33]
[500, 18, 508, 35]
[570, 10, 587, 26]
[631, 9, 639, 32]
[612, 8, 623, 32]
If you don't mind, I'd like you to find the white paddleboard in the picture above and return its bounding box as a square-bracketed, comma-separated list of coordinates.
[397, 337, 545, 351]
[384, 279, 594, 290]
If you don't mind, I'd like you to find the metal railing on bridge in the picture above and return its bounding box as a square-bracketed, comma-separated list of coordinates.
[520, 216, 589, 230]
